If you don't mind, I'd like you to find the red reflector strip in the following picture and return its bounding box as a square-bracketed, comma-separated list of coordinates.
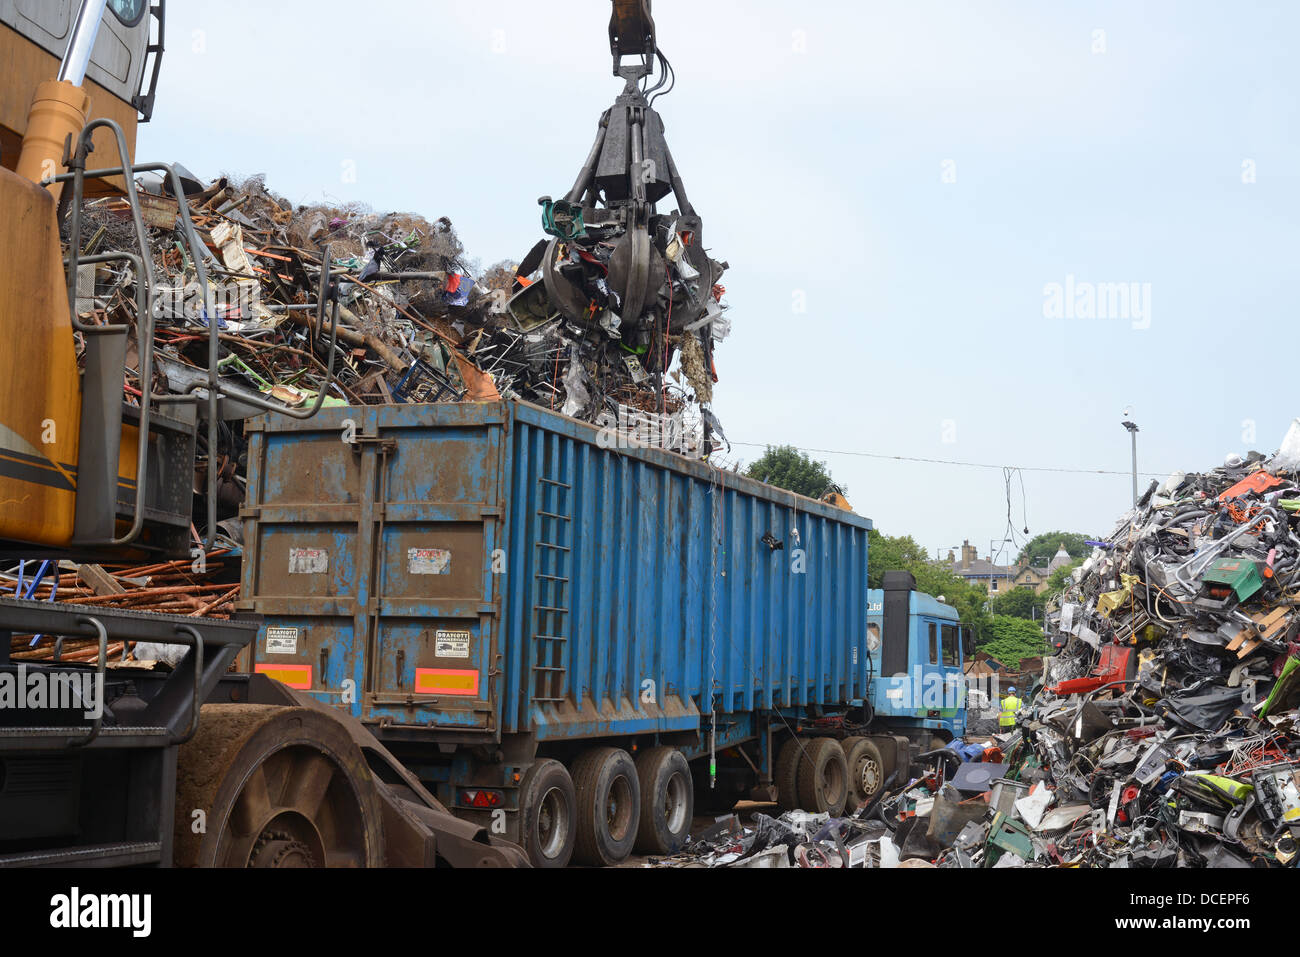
[415, 668, 479, 696]
[254, 663, 312, 690]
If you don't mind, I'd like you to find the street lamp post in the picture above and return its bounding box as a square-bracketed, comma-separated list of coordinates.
[1122, 419, 1140, 505]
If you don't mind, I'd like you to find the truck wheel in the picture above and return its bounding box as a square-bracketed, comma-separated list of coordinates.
[634, 747, 693, 855]
[796, 738, 849, 816]
[842, 737, 886, 808]
[775, 736, 804, 811]
[519, 759, 577, 869]
[571, 747, 640, 866]
[174, 705, 383, 867]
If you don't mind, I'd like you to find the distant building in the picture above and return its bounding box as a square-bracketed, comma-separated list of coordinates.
[946, 539, 1069, 596]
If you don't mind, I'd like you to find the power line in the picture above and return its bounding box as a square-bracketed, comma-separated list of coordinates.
[728, 441, 1168, 478]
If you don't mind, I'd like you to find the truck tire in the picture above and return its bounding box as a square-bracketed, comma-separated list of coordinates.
[519, 759, 577, 869]
[634, 747, 693, 855]
[842, 736, 886, 809]
[174, 705, 384, 867]
[571, 747, 640, 866]
[796, 738, 849, 816]
[775, 736, 804, 811]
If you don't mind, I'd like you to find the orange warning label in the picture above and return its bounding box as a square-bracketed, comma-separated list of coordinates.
[254, 662, 313, 690]
[415, 668, 479, 696]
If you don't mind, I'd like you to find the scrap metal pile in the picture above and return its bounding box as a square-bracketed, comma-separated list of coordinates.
[66, 152, 729, 503]
[73, 170, 515, 420]
[642, 807, 908, 869]
[839, 421, 1300, 869]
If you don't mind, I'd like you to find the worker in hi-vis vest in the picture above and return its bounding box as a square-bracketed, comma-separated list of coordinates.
[1000, 686, 1022, 731]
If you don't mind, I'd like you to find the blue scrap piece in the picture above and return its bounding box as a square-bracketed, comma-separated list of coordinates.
[442, 274, 475, 307]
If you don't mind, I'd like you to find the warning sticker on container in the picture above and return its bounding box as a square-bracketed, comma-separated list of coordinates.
[415, 668, 479, 696]
[288, 547, 328, 574]
[265, 626, 299, 655]
[254, 662, 313, 690]
[435, 629, 471, 658]
[408, 547, 451, 575]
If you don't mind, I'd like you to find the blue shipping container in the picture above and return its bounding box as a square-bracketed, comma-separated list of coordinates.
[241, 400, 872, 746]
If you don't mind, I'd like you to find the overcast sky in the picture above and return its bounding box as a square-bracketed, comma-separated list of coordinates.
[139, 0, 1300, 564]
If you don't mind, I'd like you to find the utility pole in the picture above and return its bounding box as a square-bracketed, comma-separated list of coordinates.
[1122, 419, 1140, 505]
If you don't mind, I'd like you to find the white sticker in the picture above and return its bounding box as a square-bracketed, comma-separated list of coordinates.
[289, 547, 328, 574]
[409, 547, 451, 575]
[435, 629, 471, 658]
[265, 626, 299, 655]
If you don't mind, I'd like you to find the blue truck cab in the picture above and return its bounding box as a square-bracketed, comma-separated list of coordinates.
[868, 571, 967, 743]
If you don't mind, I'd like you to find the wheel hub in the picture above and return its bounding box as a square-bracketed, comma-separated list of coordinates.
[606, 776, 633, 841]
[251, 828, 319, 868]
[858, 757, 882, 795]
[536, 785, 568, 860]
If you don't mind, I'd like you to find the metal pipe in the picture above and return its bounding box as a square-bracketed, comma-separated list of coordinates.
[367, 271, 448, 282]
[62, 119, 158, 548]
[57, 0, 112, 86]
[564, 113, 610, 204]
[1130, 428, 1139, 504]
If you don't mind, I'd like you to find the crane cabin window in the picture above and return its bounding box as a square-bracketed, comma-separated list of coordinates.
[109, 0, 147, 26]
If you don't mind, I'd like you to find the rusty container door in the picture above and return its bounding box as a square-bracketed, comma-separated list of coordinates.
[242, 404, 505, 735]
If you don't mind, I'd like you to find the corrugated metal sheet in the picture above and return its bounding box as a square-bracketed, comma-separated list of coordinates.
[242, 401, 872, 743]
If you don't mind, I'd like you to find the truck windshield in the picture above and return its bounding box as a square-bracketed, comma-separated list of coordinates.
[941, 624, 959, 666]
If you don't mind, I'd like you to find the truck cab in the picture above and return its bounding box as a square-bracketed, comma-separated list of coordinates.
[867, 570, 967, 743]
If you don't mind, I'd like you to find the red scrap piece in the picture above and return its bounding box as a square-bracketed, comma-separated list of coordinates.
[1048, 645, 1132, 696]
[1218, 471, 1284, 502]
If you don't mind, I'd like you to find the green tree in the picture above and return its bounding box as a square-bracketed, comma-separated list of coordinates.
[1016, 531, 1096, 567]
[865, 529, 930, 586]
[990, 586, 1046, 621]
[745, 445, 840, 499]
[982, 615, 1049, 668]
